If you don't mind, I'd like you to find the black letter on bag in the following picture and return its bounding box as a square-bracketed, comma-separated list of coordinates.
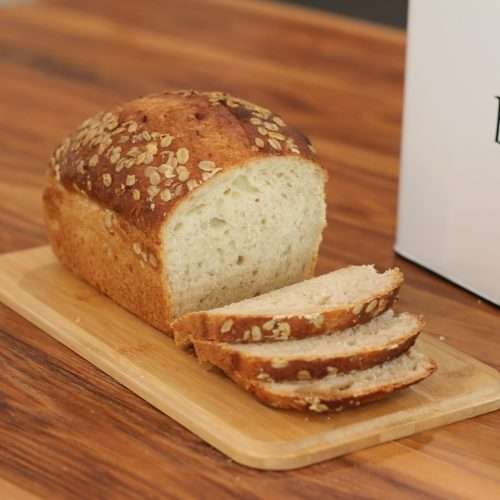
[495, 96, 500, 144]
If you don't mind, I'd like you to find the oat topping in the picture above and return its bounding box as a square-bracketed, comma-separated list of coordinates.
[250, 325, 262, 341]
[272, 321, 291, 340]
[271, 358, 288, 369]
[48, 90, 316, 225]
[297, 369, 312, 380]
[309, 400, 329, 413]
[220, 319, 234, 334]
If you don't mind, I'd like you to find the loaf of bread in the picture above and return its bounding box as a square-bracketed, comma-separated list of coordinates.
[43, 90, 327, 333]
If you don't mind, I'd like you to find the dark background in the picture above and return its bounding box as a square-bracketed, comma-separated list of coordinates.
[278, 0, 408, 28]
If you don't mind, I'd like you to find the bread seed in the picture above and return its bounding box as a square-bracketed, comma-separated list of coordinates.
[187, 179, 199, 191]
[89, 154, 99, 167]
[273, 116, 286, 127]
[255, 137, 265, 148]
[297, 370, 312, 380]
[148, 253, 158, 268]
[127, 122, 138, 133]
[309, 402, 329, 413]
[132, 189, 141, 200]
[377, 298, 387, 314]
[250, 117, 262, 125]
[76, 160, 85, 174]
[264, 122, 279, 131]
[102, 173, 112, 187]
[159, 163, 175, 178]
[115, 158, 127, 172]
[256, 373, 272, 381]
[160, 134, 173, 148]
[160, 189, 172, 202]
[177, 165, 190, 182]
[352, 303, 364, 315]
[366, 299, 378, 314]
[309, 314, 324, 328]
[198, 160, 216, 171]
[226, 98, 239, 108]
[149, 172, 161, 185]
[251, 326, 262, 341]
[271, 358, 288, 369]
[257, 127, 268, 136]
[145, 166, 157, 177]
[268, 131, 286, 141]
[220, 319, 234, 333]
[268, 138, 282, 150]
[136, 152, 146, 165]
[176, 147, 189, 164]
[132, 242, 141, 255]
[148, 185, 160, 198]
[126, 174, 136, 186]
[262, 319, 276, 331]
[273, 322, 290, 339]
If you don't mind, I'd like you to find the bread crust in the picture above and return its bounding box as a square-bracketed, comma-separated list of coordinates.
[43, 179, 172, 332]
[230, 355, 437, 412]
[172, 282, 402, 347]
[193, 323, 422, 382]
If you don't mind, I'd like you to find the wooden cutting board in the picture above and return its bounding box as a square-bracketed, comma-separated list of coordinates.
[1, 246, 499, 470]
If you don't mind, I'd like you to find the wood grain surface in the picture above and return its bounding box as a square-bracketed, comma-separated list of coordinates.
[0, 0, 498, 498]
[2, 246, 499, 472]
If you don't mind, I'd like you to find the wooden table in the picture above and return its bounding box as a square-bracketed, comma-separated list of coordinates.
[0, 0, 498, 498]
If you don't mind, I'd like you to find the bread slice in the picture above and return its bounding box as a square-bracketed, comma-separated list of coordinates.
[193, 310, 423, 382]
[173, 265, 403, 346]
[231, 349, 436, 412]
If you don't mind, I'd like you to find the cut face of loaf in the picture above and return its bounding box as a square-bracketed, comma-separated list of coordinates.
[173, 265, 403, 345]
[43, 90, 327, 333]
[194, 310, 424, 381]
[165, 156, 325, 316]
[232, 349, 436, 413]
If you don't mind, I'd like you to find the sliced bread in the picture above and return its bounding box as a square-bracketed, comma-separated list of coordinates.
[193, 310, 423, 382]
[231, 349, 436, 412]
[173, 265, 403, 346]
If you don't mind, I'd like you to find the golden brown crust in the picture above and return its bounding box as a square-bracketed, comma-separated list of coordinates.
[43, 179, 172, 333]
[48, 90, 319, 235]
[172, 286, 401, 347]
[193, 330, 420, 382]
[230, 358, 437, 412]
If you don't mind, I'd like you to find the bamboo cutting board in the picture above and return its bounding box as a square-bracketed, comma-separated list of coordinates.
[1, 246, 499, 470]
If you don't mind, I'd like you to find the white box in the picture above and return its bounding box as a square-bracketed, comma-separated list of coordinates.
[396, 0, 500, 305]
